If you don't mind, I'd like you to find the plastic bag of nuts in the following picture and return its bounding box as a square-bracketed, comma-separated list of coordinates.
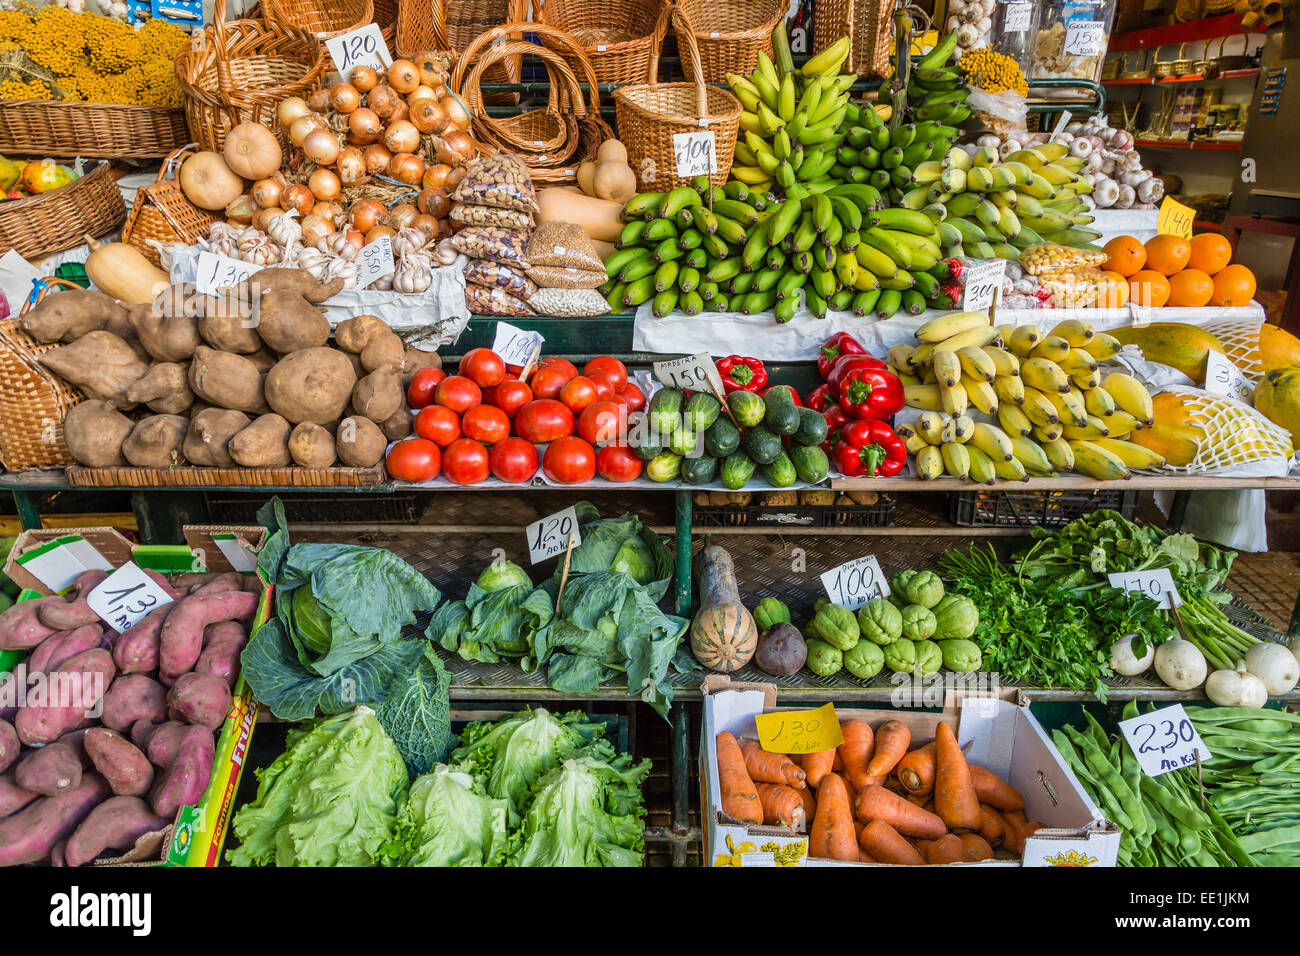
[449, 226, 531, 269]
[1017, 242, 1108, 275]
[450, 202, 536, 230]
[465, 282, 534, 316]
[464, 258, 538, 299]
[1035, 267, 1127, 308]
[452, 155, 540, 215]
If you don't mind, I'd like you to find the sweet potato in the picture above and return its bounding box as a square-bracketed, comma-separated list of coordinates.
[112, 602, 174, 674]
[336, 415, 386, 467]
[14, 741, 82, 795]
[38, 571, 109, 630]
[84, 727, 153, 797]
[334, 314, 389, 354]
[0, 718, 17, 774]
[40, 331, 150, 408]
[233, 266, 344, 304]
[401, 348, 441, 388]
[14, 648, 115, 745]
[27, 623, 105, 675]
[255, 291, 331, 353]
[0, 769, 38, 818]
[189, 572, 243, 596]
[0, 772, 108, 866]
[101, 675, 168, 732]
[129, 718, 162, 750]
[146, 570, 185, 602]
[128, 302, 201, 362]
[123, 414, 190, 467]
[229, 413, 292, 467]
[125, 362, 195, 415]
[63, 399, 134, 467]
[352, 367, 403, 422]
[65, 795, 168, 867]
[188, 346, 267, 413]
[264, 346, 357, 426]
[183, 407, 251, 467]
[158, 590, 257, 681]
[143, 721, 189, 767]
[196, 304, 263, 354]
[0, 596, 63, 650]
[195, 621, 247, 685]
[360, 330, 403, 373]
[55, 728, 89, 765]
[50, 839, 67, 866]
[19, 288, 130, 344]
[288, 421, 337, 468]
[149, 726, 214, 819]
[166, 673, 231, 730]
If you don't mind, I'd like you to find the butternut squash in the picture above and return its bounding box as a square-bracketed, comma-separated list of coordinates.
[537, 187, 624, 243]
[83, 236, 169, 305]
[1110, 323, 1225, 384]
[690, 545, 757, 672]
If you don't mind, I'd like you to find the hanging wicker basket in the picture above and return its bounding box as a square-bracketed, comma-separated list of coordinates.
[811, 0, 892, 79]
[121, 146, 219, 269]
[536, 0, 670, 85]
[263, 0, 373, 41]
[0, 162, 126, 261]
[675, 0, 785, 84]
[0, 100, 190, 160]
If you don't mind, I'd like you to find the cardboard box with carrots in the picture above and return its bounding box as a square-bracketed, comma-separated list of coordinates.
[701, 677, 1120, 867]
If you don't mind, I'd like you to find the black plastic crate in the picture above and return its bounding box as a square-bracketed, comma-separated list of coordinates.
[203, 492, 420, 525]
[694, 496, 895, 529]
[948, 489, 1139, 529]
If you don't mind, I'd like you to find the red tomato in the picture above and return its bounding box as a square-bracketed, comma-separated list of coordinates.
[434, 375, 482, 414]
[538, 356, 578, 378]
[596, 444, 643, 482]
[458, 348, 506, 388]
[406, 366, 446, 409]
[618, 381, 646, 412]
[588, 372, 617, 401]
[560, 376, 599, 413]
[413, 405, 461, 447]
[529, 365, 572, 400]
[515, 399, 574, 443]
[461, 404, 510, 444]
[583, 356, 628, 390]
[489, 436, 539, 483]
[487, 379, 532, 417]
[442, 437, 490, 485]
[385, 438, 441, 481]
[577, 400, 625, 446]
[543, 436, 596, 484]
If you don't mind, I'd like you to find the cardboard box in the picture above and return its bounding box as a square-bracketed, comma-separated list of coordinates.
[700, 677, 1119, 868]
[1, 526, 267, 867]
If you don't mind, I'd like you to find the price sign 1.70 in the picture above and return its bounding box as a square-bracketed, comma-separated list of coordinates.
[1107, 568, 1181, 609]
[1119, 703, 1210, 777]
[86, 562, 176, 633]
[820, 555, 890, 610]
[325, 23, 392, 76]
[525, 506, 582, 564]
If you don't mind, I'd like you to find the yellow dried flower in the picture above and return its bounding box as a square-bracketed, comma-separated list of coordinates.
[86, 16, 140, 74]
[0, 11, 31, 44]
[24, 7, 83, 75]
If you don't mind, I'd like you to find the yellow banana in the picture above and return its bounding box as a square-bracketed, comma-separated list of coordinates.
[886, 343, 915, 372]
[966, 445, 997, 484]
[1069, 367, 1102, 391]
[1033, 422, 1064, 443]
[904, 384, 945, 411]
[1069, 439, 1131, 480]
[1022, 387, 1061, 427]
[983, 346, 1020, 377]
[897, 372, 923, 387]
[1092, 437, 1167, 470]
[941, 441, 971, 480]
[915, 310, 991, 343]
[969, 422, 1013, 462]
[1011, 436, 1055, 476]
[1062, 415, 1112, 440]
[942, 415, 974, 444]
[1007, 324, 1041, 358]
[905, 432, 932, 455]
[1084, 332, 1122, 362]
[915, 410, 946, 445]
[1083, 385, 1117, 418]
[1102, 372, 1154, 426]
[1098, 409, 1143, 436]
[1029, 334, 1072, 363]
[1020, 357, 1070, 394]
[939, 379, 968, 416]
[993, 373, 1025, 406]
[1058, 348, 1099, 376]
[957, 346, 997, 382]
[911, 326, 1002, 366]
[1049, 318, 1096, 347]
[962, 374, 1000, 415]
[932, 349, 962, 388]
[993, 455, 1029, 482]
[998, 404, 1033, 438]
[1044, 386, 1089, 426]
[1042, 437, 1075, 472]
[915, 444, 944, 480]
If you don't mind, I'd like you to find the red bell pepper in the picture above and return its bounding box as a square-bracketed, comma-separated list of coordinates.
[821, 403, 850, 455]
[818, 331, 868, 380]
[760, 384, 802, 407]
[716, 355, 767, 393]
[826, 353, 888, 397]
[837, 365, 905, 421]
[806, 383, 835, 412]
[831, 419, 907, 478]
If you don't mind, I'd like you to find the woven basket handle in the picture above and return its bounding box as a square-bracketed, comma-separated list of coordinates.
[1226, 32, 1247, 56]
[644, 2, 674, 85]
[669, 6, 707, 118]
[212, 0, 234, 100]
[19, 277, 82, 316]
[158, 144, 199, 183]
[428, 0, 450, 51]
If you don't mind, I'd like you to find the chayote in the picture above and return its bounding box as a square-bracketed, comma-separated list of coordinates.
[754, 597, 791, 631]
[914, 639, 943, 676]
[805, 639, 843, 677]
[844, 640, 885, 680]
[890, 569, 919, 598]
[857, 597, 903, 646]
[932, 594, 979, 641]
[814, 603, 860, 651]
[901, 604, 937, 642]
[902, 570, 945, 609]
[883, 637, 916, 673]
[938, 638, 983, 673]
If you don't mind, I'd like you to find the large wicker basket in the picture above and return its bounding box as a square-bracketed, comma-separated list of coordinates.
[0, 279, 84, 472]
[0, 100, 189, 159]
[812, 0, 892, 79]
[175, 0, 328, 152]
[613, 7, 742, 191]
[121, 146, 218, 269]
[675, 0, 785, 84]
[0, 162, 126, 260]
[537, 0, 670, 85]
[396, 0, 526, 104]
[263, 0, 373, 40]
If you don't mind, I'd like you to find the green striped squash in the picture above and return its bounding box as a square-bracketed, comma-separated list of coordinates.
[690, 545, 757, 672]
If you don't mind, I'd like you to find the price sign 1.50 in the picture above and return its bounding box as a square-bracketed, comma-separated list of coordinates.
[1063, 19, 1104, 56]
[1107, 568, 1181, 610]
[653, 352, 724, 394]
[820, 555, 890, 611]
[1119, 703, 1210, 777]
[525, 506, 582, 564]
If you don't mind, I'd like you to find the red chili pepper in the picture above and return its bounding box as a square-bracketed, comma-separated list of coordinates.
[820, 403, 850, 455]
[806, 383, 835, 412]
[826, 353, 888, 397]
[760, 384, 802, 406]
[831, 419, 907, 478]
[818, 331, 868, 380]
[837, 365, 905, 422]
[715, 355, 768, 393]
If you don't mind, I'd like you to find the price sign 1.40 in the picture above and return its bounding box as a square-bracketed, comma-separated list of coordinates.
[1119, 703, 1210, 777]
[525, 506, 582, 564]
[820, 555, 890, 611]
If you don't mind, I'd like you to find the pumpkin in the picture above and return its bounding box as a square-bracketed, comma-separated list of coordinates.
[690, 545, 757, 672]
[83, 236, 169, 304]
[179, 151, 244, 211]
[222, 122, 283, 180]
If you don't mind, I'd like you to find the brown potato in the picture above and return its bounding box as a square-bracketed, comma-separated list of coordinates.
[127, 301, 201, 362]
[254, 292, 331, 353]
[122, 415, 189, 468]
[287, 421, 336, 468]
[334, 314, 390, 354]
[183, 408, 251, 467]
[188, 347, 267, 413]
[264, 347, 357, 425]
[228, 413, 292, 467]
[380, 403, 413, 441]
[352, 367, 403, 422]
[19, 288, 129, 344]
[401, 347, 441, 388]
[63, 400, 132, 467]
[336, 415, 386, 467]
[39, 331, 149, 408]
[360, 330, 403, 372]
[125, 363, 194, 415]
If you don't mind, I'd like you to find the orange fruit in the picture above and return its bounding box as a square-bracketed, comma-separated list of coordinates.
[1098, 270, 1130, 308]
[1129, 269, 1171, 307]
[1102, 236, 1146, 277]
[1168, 268, 1214, 307]
[1188, 233, 1233, 275]
[1144, 234, 1192, 276]
[1209, 264, 1257, 307]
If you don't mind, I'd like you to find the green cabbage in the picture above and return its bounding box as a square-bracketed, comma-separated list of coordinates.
[476, 560, 533, 593]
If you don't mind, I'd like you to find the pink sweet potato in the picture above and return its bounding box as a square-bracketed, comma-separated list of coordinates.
[50, 839, 67, 867]
[38, 570, 110, 631]
[158, 591, 257, 682]
[0, 770, 37, 818]
[65, 795, 168, 867]
[84, 728, 153, 797]
[14, 741, 82, 796]
[101, 674, 168, 732]
[14, 648, 116, 745]
[145, 569, 185, 601]
[0, 718, 17, 774]
[0, 597, 63, 650]
[195, 621, 247, 685]
[149, 726, 213, 819]
[129, 718, 162, 751]
[0, 773, 108, 865]
[166, 673, 231, 730]
[55, 729, 90, 765]
[144, 721, 189, 768]
[189, 572, 243, 596]
[112, 602, 175, 675]
[26, 623, 106, 676]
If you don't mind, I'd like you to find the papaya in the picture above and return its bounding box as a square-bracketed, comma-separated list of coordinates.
[1254, 366, 1300, 452]
[1129, 391, 1200, 465]
[1110, 323, 1225, 384]
[1257, 324, 1300, 374]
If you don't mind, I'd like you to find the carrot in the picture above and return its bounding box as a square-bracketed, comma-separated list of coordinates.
[922, 799, 935, 815]
[959, 832, 994, 862]
[896, 741, 937, 794]
[857, 848, 877, 864]
[905, 791, 929, 807]
[832, 770, 857, 807]
[1003, 809, 1027, 829]
[716, 732, 763, 825]
[861, 719, 910, 786]
[977, 804, 1006, 847]
[756, 783, 806, 830]
[914, 837, 935, 857]
[934, 721, 980, 833]
[859, 819, 924, 865]
[1005, 820, 1045, 856]
[837, 720, 875, 791]
[797, 784, 817, 825]
[740, 738, 807, 790]
[925, 833, 965, 864]
[968, 763, 1025, 811]
[808, 773, 858, 861]
[797, 748, 836, 788]
[853, 784, 947, 839]
[884, 776, 908, 795]
[832, 750, 844, 772]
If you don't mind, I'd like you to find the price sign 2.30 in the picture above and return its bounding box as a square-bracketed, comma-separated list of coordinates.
[1119, 703, 1210, 777]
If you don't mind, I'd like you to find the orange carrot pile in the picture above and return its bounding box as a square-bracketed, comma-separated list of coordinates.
[740, 739, 807, 789]
[716, 731, 763, 826]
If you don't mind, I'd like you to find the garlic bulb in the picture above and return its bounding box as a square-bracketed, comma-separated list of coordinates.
[393, 252, 433, 294]
[323, 255, 358, 287]
[391, 227, 428, 259]
[1115, 183, 1136, 209]
[267, 210, 302, 249]
[433, 238, 458, 266]
[295, 247, 327, 274]
[371, 273, 394, 291]
[1137, 177, 1164, 204]
[318, 231, 360, 260]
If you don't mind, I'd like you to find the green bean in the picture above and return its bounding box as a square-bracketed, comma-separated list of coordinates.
[1239, 824, 1300, 853]
[1140, 775, 1210, 830]
[1067, 726, 1142, 833]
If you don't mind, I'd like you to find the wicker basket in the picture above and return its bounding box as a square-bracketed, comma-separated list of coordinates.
[813, 0, 892, 79]
[175, 0, 328, 153]
[121, 146, 218, 269]
[537, 0, 669, 85]
[263, 0, 372, 40]
[675, 0, 785, 84]
[0, 162, 126, 261]
[0, 100, 189, 160]
[0, 279, 84, 472]
[1114, 0, 1144, 32]
[396, 0, 527, 104]
[613, 7, 743, 190]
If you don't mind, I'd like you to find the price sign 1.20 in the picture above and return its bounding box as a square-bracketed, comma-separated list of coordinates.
[820, 555, 890, 610]
[525, 506, 582, 564]
[325, 23, 392, 76]
[753, 702, 845, 754]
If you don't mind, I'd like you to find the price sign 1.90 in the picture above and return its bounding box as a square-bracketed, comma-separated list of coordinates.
[1107, 568, 1181, 609]
[753, 702, 845, 754]
[1119, 703, 1210, 777]
[492, 321, 546, 368]
[525, 506, 582, 564]
[653, 352, 724, 393]
[672, 131, 718, 179]
[820, 555, 890, 610]
[325, 23, 392, 77]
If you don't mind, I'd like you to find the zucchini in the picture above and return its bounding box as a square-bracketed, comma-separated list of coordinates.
[792, 406, 829, 447]
[744, 425, 783, 465]
[668, 425, 703, 458]
[704, 417, 742, 457]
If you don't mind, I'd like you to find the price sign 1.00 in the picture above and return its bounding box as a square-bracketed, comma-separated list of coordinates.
[820, 555, 890, 610]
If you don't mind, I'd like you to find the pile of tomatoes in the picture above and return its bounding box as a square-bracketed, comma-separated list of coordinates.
[385, 347, 648, 484]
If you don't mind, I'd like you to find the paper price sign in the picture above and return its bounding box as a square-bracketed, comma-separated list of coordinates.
[325, 23, 392, 77]
[194, 252, 261, 296]
[1049, 109, 1073, 142]
[1119, 703, 1209, 777]
[1108, 568, 1181, 609]
[356, 236, 395, 289]
[821, 555, 889, 610]
[525, 506, 581, 564]
[1204, 350, 1254, 404]
[754, 702, 844, 754]
[961, 258, 1007, 312]
[1003, 1, 1033, 32]
[1063, 20, 1104, 56]
[492, 321, 545, 367]
[672, 131, 718, 179]
[653, 352, 724, 394]
[87, 562, 175, 633]
[1157, 196, 1195, 239]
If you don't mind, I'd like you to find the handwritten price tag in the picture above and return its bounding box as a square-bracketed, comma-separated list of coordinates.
[1157, 196, 1196, 239]
[653, 352, 724, 393]
[325, 23, 392, 77]
[820, 555, 890, 610]
[961, 258, 1007, 312]
[1050, 109, 1073, 143]
[1204, 350, 1254, 403]
[356, 236, 394, 289]
[525, 506, 581, 564]
[754, 703, 845, 754]
[1108, 568, 1181, 609]
[1119, 703, 1209, 777]
[194, 252, 261, 296]
[1063, 19, 1104, 56]
[1003, 1, 1033, 32]
[86, 562, 175, 633]
[672, 131, 718, 179]
[492, 321, 545, 367]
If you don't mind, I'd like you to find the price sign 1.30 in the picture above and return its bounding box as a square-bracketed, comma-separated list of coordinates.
[1119, 703, 1210, 777]
[194, 251, 261, 297]
[1107, 568, 1181, 609]
[753, 702, 845, 754]
[820, 555, 890, 611]
[86, 562, 176, 633]
[525, 506, 582, 564]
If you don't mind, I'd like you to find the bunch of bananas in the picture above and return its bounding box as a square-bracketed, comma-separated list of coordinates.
[890, 313, 1165, 481]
